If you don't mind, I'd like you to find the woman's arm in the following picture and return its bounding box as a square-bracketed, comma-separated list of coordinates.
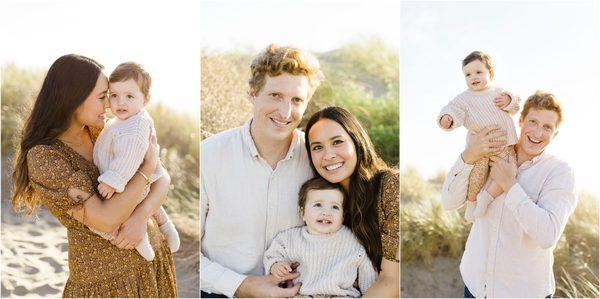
[69, 160, 156, 233]
[363, 256, 399, 297]
[111, 172, 171, 248]
[69, 137, 159, 233]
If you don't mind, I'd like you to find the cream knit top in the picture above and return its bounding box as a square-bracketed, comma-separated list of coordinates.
[263, 226, 378, 297]
[438, 87, 520, 145]
[93, 109, 164, 192]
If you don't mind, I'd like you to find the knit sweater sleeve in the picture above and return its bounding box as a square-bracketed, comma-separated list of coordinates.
[357, 248, 378, 294]
[97, 117, 151, 192]
[263, 230, 291, 275]
[438, 94, 467, 130]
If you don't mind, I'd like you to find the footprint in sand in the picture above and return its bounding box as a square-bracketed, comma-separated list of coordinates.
[56, 242, 68, 252]
[12, 285, 29, 296]
[1, 284, 10, 297]
[23, 265, 40, 275]
[15, 240, 47, 249]
[32, 284, 61, 296]
[27, 229, 43, 237]
[40, 257, 63, 273]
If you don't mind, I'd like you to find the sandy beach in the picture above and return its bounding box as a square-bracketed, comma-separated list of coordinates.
[1, 162, 199, 298]
[401, 257, 463, 298]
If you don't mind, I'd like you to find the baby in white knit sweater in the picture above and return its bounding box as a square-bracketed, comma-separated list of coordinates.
[263, 177, 377, 297]
[92, 62, 180, 261]
[438, 51, 520, 218]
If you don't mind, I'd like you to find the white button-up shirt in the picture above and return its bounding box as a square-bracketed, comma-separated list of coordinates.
[441, 151, 577, 298]
[200, 119, 313, 297]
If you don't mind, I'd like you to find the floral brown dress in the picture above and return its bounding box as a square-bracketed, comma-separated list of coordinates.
[27, 132, 177, 298]
[378, 170, 400, 263]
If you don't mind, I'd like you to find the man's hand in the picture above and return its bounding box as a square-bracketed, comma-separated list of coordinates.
[440, 114, 453, 129]
[270, 261, 292, 279]
[489, 154, 518, 192]
[234, 272, 301, 298]
[494, 92, 512, 109]
[462, 125, 507, 164]
[98, 182, 116, 199]
[486, 179, 504, 198]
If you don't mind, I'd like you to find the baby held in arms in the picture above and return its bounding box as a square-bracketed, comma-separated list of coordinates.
[92, 62, 180, 260]
[438, 51, 521, 219]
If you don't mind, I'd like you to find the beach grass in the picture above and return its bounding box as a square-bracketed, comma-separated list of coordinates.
[401, 167, 600, 297]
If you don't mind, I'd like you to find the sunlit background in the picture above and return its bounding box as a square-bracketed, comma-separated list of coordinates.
[1, 0, 200, 118]
[200, 0, 400, 53]
[400, 1, 600, 196]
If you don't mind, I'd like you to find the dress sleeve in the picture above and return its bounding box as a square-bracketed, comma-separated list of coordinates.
[27, 145, 95, 219]
[378, 171, 399, 262]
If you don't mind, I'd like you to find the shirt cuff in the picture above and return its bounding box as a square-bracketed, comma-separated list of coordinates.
[477, 190, 494, 202]
[97, 171, 126, 193]
[215, 270, 247, 298]
[455, 155, 475, 171]
[504, 183, 529, 213]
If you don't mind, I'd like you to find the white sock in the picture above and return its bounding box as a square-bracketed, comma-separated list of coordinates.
[135, 233, 155, 261]
[159, 220, 180, 253]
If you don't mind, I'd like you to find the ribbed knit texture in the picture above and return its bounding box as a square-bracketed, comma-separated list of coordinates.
[93, 109, 165, 192]
[438, 87, 520, 145]
[263, 226, 378, 297]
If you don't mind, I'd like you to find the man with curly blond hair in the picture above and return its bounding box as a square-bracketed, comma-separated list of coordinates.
[201, 44, 324, 298]
[441, 91, 577, 298]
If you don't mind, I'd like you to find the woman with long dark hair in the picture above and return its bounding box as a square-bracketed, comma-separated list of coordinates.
[11, 54, 177, 297]
[305, 106, 399, 296]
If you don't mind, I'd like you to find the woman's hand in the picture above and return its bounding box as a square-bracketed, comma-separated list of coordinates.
[140, 133, 159, 174]
[111, 209, 151, 249]
[462, 125, 507, 164]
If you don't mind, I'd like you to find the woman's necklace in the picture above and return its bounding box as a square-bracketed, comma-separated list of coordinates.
[59, 127, 87, 147]
[59, 137, 85, 146]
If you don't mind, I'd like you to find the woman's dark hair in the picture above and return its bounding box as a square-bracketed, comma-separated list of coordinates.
[304, 106, 388, 271]
[12, 54, 104, 216]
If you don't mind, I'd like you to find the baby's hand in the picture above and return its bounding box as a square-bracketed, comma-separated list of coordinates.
[270, 261, 292, 279]
[98, 183, 116, 199]
[494, 92, 511, 109]
[440, 114, 453, 129]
